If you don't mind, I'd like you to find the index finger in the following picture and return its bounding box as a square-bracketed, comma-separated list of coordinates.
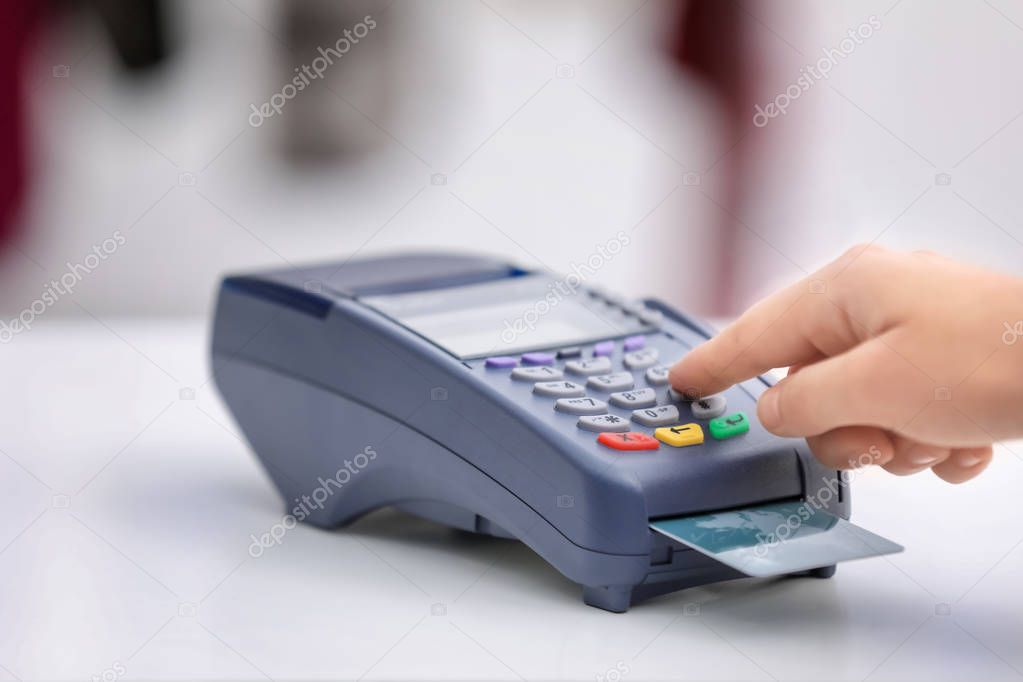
[668, 274, 858, 398]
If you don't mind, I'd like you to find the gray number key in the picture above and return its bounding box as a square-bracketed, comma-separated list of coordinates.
[577, 414, 629, 432]
[587, 372, 635, 392]
[645, 365, 670, 386]
[533, 380, 586, 398]
[609, 388, 657, 409]
[555, 396, 608, 415]
[624, 348, 659, 370]
[691, 394, 727, 419]
[668, 387, 698, 402]
[632, 405, 680, 427]
[565, 356, 612, 376]
[511, 366, 563, 382]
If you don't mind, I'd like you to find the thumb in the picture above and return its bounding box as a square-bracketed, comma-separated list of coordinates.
[757, 337, 920, 437]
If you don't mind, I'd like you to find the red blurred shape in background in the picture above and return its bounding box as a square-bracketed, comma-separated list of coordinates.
[0, 3, 40, 252]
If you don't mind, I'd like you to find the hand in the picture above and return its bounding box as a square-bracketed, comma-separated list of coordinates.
[669, 245, 1023, 483]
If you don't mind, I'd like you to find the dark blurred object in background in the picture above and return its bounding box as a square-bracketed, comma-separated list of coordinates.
[0, 3, 42, 252]
[280, 0, 393, 165]
[0, 0, 173, 253]
[91, 0, 170, 72]
[672, 0, 765, 313]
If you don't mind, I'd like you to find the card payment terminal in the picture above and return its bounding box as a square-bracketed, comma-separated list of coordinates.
[211, 252, 901, 612]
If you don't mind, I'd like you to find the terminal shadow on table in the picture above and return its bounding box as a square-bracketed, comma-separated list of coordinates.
[337, 507, 895, 622]
[193, 448, 929, 628]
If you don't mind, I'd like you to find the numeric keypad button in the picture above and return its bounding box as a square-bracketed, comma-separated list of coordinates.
[511, 366, 563, 382]
[555, 396, 608, 415]
[624, 348, 659, 369]
[631, 405, 680, 427]
[532, 381, 586, 398]
[645, 365, 670, 386]
[587, 372, 635, 392]
[577, 414, 630, 432]
[667, 387, 698, 402]
[609, 388, 657, 409]
[565, 356, 612, 376]
[691, 394, 727, 419]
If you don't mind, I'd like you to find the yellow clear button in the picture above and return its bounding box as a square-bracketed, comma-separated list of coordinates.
[654, 423, 704, 448]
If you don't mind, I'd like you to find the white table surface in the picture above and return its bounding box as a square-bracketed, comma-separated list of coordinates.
[2, 319, 1022, 681]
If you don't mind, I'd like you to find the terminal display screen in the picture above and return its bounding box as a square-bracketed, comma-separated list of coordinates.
[362, 275, 652, 358]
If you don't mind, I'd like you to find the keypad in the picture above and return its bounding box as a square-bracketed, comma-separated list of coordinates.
[555, 396, 608, 415]
[609, 388, 657, 409]
[566, 356, 612, 376]
[489, 333, 749, 454]
[577, 414, 629, 433]
[533, 380, 586, 398]
[512, 366, 564, 382]
[623, 348, 659, 370]
[587, 372, 635, 393]
[691, 394, 727, 419]
[631, 405, 680, 427]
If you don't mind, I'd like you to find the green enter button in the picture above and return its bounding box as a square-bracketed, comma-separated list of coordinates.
[709, 412, 750, 440]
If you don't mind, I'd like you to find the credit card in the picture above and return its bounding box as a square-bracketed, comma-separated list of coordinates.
[650, 501, 902, 577]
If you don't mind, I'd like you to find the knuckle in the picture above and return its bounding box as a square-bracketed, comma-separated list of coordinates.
[840, 242, 885, 265]
[844, 249, 888, 279]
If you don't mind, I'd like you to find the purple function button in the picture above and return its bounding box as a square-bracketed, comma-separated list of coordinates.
[521, 352, 556, 366]
[623, 335, 646, 351]
[485, 356, 518, 369]
[593, 341, 614, 357]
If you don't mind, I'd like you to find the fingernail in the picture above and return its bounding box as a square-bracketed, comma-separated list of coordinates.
[957, 454, 984, 467]
[911, 454, 940, 466]
[758, 389, 781, 431]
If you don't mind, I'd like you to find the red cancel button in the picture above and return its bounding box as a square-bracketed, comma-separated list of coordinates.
[597, 432, 659, 451]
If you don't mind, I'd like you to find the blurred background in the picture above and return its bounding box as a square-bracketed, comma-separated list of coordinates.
[4, 0, 1022, 324]
[4, 2, 1023, 679]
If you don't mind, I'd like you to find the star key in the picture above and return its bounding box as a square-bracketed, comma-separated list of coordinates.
[597, 431, 659, 451]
